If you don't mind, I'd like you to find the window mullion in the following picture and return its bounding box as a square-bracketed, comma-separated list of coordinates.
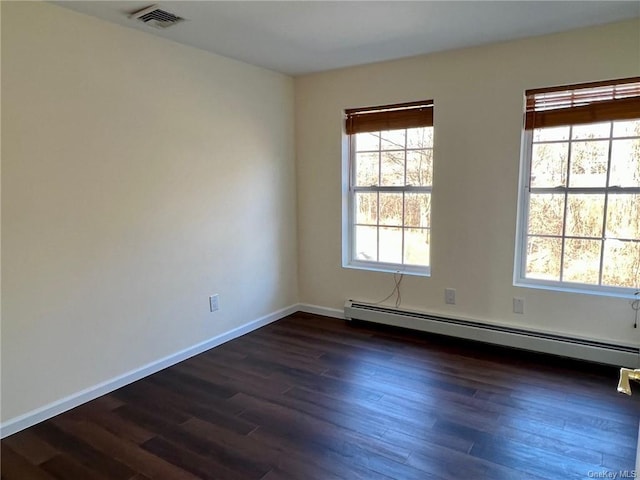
[598, 121, 615, 286]
[402, 129, 408, 265]
[559, 127, 573, 282]
[354, 185, 431, 193]
[375, 196, 380, 262]
[350, 136, 356, 263]
[376, 190, 380, 262]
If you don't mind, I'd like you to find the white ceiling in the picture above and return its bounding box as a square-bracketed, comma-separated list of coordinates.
[53, 1, 640, 76]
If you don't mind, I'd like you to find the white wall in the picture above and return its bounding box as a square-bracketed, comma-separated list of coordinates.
[1, 2, 297, 422]
[295, 19, 640, 345]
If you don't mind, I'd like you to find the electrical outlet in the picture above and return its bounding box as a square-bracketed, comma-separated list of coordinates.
[209, 294, 219, 312]
[513, 297, 524, 314]
[445, 288, 456, 305]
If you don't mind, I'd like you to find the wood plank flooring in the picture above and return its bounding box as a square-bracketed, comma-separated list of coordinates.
[2, 312, 639, 479]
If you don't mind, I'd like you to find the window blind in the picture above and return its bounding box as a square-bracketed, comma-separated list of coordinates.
[345, 100, 433, 135]
[524, 77, 640, 130]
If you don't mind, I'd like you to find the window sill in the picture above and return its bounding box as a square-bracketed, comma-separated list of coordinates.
[514, 279, 639, 300]
[343, 261, 430, 277]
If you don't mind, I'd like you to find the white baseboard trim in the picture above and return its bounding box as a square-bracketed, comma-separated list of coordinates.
[298, 303, 345, 319]
[0, 304, 299, 439]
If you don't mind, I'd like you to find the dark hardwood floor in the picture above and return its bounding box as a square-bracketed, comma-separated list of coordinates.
[2, 312, 639, 479]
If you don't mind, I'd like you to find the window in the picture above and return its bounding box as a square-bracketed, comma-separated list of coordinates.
[343, 100, 434, 275]
[515, 77, 640, 296]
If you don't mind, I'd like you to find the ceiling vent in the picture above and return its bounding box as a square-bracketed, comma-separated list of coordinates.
[129, 5, 185, 29]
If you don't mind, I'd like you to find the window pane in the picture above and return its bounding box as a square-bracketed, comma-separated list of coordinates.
[569, 140, 609, 188]
[406, 150, 433, 186]
[571, 122, 611, 140]
[530, 143, 568, 188]
[379, 193, 403, 226]
[380, 129, 406, 151]
[606, 194, 640, 240]
[348, 103, 434, 274]
[566, 194, 604, 238]
[355, 226, 377, 261]
[355, 132, 379, 151]
[355, 192, 378, 225]
[520, 81, 640, 292]
[610, 139, 640, 188]
[404, 193, 430, 228]
[404, 228, 429, 267]
[379, 227, 402, 264]
[380, 151, 405, 186]
[407, 127, 433, 149]
[602, 240, 640, 288]
[527, 194, 564, 236]
[355, 152, 379, 186]
[612, 119, 640, 138]
[562, 238, 601, 285]
[533, 126, 570, 142]
[526, 236, 562, 281]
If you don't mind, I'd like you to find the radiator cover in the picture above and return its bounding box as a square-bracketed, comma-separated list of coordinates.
[344, 300, 640, 367]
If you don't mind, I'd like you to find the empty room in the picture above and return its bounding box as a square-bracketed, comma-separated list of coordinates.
[2, 1, 640, 478]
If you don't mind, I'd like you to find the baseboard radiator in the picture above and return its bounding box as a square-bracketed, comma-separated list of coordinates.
[344, 300, 640, 367]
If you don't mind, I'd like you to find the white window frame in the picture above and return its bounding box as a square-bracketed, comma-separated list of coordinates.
[342, 102, 434, 276]
[514, 79, 640, 298]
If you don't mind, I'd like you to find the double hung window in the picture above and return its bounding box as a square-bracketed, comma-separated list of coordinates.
[344, 101, 434, 275]
[515, 77, 640, 295]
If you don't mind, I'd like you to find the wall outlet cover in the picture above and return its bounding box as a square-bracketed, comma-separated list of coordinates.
[445, 288, 456, 305]
[209, 294, 219, 312]
[513, 297, 525, 314]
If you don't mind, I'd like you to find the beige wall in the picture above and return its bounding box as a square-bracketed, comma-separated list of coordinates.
[295, 19, 640, 345]
[1, 2, 297, 421]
